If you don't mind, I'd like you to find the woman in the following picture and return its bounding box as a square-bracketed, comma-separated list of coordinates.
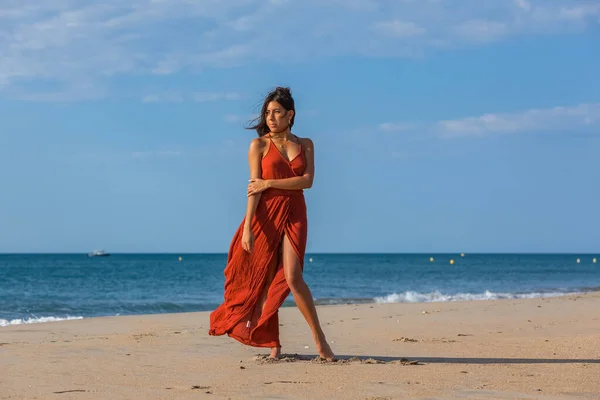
[209, 87, 335, 361]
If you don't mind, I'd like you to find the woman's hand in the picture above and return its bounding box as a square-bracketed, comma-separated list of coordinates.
[241, 227, 254, 253]
[247, 178, 270, 196]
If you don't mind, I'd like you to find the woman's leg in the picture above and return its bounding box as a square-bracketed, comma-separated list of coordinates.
[254, 250, 280, 359]
[263, 256, 281, 359]
[281, 233, 335, 360]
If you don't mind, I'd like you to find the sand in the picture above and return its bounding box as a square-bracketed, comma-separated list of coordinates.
[1, 292, 599, 400]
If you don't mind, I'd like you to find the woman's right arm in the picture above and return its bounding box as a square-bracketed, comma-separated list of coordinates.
[241, 138, 263, 252]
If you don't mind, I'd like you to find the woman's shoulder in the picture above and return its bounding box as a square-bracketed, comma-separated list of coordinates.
[294, 135, 314, 149]
[249, 136, 270, 150]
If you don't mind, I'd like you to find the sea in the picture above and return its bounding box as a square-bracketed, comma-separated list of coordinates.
[1, 253, 599, 327]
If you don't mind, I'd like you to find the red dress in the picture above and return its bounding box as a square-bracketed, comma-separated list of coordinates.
[209, 139, 307, 348]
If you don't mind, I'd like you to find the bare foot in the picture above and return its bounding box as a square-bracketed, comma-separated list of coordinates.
[269, 346, 281, 359]
[316, 341, 335, 361]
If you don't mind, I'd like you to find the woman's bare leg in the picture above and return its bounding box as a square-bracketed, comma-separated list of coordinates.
[269, 346, 281, 359]
[255, 255, 280, 359]
[281, 233, 335, 360]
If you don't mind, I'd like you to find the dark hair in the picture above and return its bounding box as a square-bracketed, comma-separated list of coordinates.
[247, 87, 295, 137]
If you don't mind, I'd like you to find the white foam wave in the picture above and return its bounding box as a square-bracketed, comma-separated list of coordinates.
[374, 290, 582, 304]
[0, 316, 84, 327]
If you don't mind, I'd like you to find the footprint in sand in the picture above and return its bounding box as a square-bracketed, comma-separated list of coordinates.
[423, 338, 458, 343]
[253, 354, 419, 365]
[132, 333, 157, 341]
[393, 337, 418, 343]
[191, 385, 211, 393]
[53, 390, 87, 394]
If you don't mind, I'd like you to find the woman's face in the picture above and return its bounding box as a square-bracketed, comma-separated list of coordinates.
[266, 101, 293, 133]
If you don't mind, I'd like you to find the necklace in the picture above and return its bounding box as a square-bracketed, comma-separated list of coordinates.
[269, 134, 293, 149]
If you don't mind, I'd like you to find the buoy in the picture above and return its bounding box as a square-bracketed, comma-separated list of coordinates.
[450, 259, 454, 265]
[178, 256, 182, 261]
[430, 257, 434, 262]
[461, 253, 465, 257]
[576, 258, 580, 263]
[593, 258, 597, 263]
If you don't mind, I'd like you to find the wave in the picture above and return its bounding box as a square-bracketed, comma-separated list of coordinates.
[373, 289, 585, 304]
[0, 289, 592, 327]
[0, 315, 84, 327]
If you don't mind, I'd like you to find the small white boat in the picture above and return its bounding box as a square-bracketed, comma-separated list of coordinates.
[88, 249, 110, 257]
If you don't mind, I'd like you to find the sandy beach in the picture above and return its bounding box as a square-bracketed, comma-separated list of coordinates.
[1, 293, 599, 400]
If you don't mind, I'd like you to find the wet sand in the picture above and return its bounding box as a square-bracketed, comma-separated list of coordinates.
[1, 292, 599, 399]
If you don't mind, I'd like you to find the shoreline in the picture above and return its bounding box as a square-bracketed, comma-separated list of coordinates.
[2, 292, 599, 399]
[2, 289, 597, 328]
[2, 252, 599, 254]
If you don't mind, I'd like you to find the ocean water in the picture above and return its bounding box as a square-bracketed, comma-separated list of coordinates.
[1, 253, 599, 327]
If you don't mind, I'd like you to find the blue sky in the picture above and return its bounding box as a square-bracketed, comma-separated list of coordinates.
[1, 0, 599, 253]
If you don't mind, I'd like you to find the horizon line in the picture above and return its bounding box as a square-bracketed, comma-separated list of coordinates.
[0, 252, 598, 255]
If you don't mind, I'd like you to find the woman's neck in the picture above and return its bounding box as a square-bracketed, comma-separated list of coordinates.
[268, 130, 292, 140]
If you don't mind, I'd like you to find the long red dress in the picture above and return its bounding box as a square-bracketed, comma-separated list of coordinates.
[209, 138, 307, 348]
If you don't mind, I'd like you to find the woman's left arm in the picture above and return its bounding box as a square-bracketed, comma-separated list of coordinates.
[247, 138, 315, 194]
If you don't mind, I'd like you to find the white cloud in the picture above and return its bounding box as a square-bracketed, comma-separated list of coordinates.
[455, 20, 509, 42]
[558, 5, 600, 21]
[141, 95, 160, 103]
[1, 0, 598, 100]
[379, 103, 600, 138]
[378, 122, 414, 133]
[141, 93, 183, 103]
[373, 20, 426, 37]
[193, 92, 241, 102]
[438, 103, 600, 137]
[515, 0, 531, 11]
